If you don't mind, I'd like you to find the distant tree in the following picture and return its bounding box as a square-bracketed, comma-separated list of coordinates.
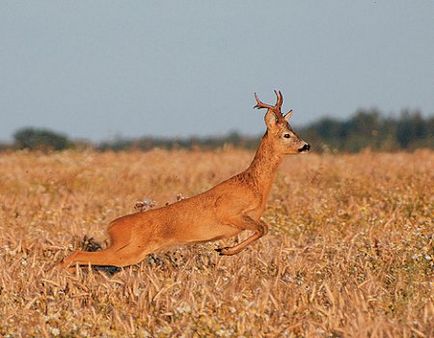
[342, 110, 381, 151]
[13, 127, 71, 151]
[396, 110, 427, 149]
[312, 117, 342, 139]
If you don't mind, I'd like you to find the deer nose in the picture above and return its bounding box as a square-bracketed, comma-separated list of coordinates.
[298, 143, 310, 153]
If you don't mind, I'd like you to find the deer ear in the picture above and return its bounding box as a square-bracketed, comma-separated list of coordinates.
[264, 110, 278, 129]
[284, 109, 293, 122]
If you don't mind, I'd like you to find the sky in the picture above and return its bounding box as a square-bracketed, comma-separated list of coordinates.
[1, 1, 433, 141]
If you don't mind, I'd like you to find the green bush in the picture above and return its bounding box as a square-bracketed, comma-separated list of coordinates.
[13, 127, 71, 151]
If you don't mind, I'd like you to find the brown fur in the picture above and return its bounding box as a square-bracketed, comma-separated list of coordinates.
[59, 91, 309, 269]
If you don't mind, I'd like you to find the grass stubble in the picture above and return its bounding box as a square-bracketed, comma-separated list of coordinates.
[0, 149, 432, 337]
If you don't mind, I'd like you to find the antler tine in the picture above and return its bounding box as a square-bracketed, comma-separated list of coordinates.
[253, 92, 274, 110]
[274, 90, 283, 110]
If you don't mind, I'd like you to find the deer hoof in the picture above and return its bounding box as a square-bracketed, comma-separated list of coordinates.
[215, 247, 230, 256]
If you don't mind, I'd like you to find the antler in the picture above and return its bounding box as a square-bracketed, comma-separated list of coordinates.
[274, 90, 283, 110]
[254, 90, 284, 113]
[253, 93, 275, 110]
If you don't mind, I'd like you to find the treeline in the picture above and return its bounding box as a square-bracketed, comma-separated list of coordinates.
[2, 109, 433, 153]
[301, 109, 433, 152]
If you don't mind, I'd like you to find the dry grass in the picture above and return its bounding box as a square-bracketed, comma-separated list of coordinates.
[0, 149, 433, 337]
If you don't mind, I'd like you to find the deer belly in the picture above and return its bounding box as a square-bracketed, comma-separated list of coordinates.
[198, 223, 241, 242]
[172, 222, 240, 244]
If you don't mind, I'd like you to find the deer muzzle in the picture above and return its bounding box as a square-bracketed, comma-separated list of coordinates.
[298, 143, 311, 153]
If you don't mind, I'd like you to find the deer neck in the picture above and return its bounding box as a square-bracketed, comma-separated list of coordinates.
[246, 132, 282, 197]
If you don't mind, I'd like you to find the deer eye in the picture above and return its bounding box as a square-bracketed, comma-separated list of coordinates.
[283, 133, 290, 138]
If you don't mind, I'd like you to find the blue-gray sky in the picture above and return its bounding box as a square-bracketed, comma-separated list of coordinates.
[1, 1, 433, 141]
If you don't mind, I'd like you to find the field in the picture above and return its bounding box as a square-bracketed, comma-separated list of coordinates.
[0, 149, 432, 337]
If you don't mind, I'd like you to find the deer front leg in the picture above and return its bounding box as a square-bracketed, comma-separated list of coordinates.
[216, 215, 269, 256]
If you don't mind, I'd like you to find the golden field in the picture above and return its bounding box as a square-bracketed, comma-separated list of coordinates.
[0, 149, 432, 337]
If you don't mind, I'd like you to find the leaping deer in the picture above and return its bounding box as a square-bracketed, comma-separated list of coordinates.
[59, 91, 310, 269]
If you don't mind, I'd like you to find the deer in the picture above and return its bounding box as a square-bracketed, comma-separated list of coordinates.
[59, 91, 310, 269]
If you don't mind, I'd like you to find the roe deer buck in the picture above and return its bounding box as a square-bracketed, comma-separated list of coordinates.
[59, 91, 310, 269]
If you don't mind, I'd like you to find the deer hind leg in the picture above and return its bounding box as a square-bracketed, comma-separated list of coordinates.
[59, 243, 149, 269]
[58, 216, 157, 270]
[216, 215, 269, 256]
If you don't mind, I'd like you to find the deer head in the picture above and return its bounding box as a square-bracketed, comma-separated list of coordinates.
[254, 90, 310, 154]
